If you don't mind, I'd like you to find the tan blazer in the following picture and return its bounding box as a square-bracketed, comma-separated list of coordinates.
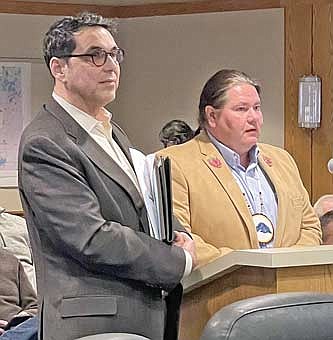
[158, 131, 322, 267]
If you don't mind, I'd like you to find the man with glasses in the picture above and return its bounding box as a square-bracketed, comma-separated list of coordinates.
[18, 12, 196, 340]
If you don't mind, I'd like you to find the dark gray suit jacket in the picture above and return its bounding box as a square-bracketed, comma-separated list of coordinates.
[18, 99, 186, 340]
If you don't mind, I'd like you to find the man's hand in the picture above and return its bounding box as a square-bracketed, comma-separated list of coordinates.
[173, 231, 198, 270]
[0, 319, 8, 335]
[173, 231, 186, 247]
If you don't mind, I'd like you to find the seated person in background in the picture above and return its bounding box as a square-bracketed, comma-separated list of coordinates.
[314, 195, 333, 245]
[0, 207, 36, 292]
[313, 194, 333, 218]
[0, 247, 37, 339]
[158, 69, 322, 266]
[159, 119, 196, 147]
[318, 211, 333, 245]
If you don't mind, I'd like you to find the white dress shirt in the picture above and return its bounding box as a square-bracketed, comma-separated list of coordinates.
[53, 93, 140, 192]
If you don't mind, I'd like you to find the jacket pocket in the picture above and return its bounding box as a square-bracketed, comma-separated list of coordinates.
[61, 296, 117, 318]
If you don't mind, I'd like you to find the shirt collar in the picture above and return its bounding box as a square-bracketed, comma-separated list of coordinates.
[207, 130, 259, 171]
[52, 92, 112, 134]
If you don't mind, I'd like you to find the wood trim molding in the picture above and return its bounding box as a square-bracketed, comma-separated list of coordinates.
[105, 0, 282, 18]
[283, 1, 313, 195]
[7, 210, 25, 217]
[311, 2, 333, 202]
[0, 0, 282, 17]
[0, 1, 107, 16]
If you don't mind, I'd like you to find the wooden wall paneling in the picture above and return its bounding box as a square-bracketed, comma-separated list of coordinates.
[106, 0, 282, 18]
[0, 0, 107, 16]
[284, 1, 313, 196]
[0, 0, 281, 17]
[312, 2, 333, 202]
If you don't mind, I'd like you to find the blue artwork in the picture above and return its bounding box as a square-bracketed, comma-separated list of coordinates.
[256, 222, 271, 234]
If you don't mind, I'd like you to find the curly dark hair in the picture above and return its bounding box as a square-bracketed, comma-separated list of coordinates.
[159, 120, 195, 148]
[43, 12, 117, 72]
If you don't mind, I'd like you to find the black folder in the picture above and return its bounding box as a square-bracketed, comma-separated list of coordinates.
[153, 156, 174, 243]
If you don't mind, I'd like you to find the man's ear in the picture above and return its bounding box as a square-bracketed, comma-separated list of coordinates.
[205, 105, 218, 128]
[49, 57, 67, 82]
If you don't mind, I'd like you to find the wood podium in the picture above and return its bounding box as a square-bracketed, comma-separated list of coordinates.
[180, 246, 333, 340]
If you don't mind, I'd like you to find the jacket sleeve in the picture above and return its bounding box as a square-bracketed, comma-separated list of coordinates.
[277, 149, 322, 246]
[18, 261, 38, 317]
[288, 153, 322, 246]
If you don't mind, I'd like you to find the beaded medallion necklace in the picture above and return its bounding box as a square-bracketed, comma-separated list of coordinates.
[241, 168, 274, 248]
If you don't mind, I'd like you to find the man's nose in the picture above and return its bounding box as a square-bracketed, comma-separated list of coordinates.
[247, 108, 256, 120]
[104, 54, 119, 69]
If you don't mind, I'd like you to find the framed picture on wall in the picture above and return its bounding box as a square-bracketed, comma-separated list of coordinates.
[0, 62, 31, 187]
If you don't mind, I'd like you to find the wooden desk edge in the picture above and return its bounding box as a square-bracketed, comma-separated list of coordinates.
[183, 245, 333, 293]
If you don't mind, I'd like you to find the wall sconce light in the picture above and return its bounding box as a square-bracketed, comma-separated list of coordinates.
[298, 75, 321, 128]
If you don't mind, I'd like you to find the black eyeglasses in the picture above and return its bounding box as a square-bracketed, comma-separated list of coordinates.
[59, 48, 125, 67]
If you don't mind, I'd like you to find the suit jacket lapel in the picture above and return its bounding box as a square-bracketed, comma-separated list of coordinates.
[198, 133, 258, 247]
[44, 100, 146, 219]
[109, 122, 151, 234]
[111, 122, 135, 167]
[258, 149, 285, 247]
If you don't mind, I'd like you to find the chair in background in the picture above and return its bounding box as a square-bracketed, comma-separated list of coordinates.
[0, 207, 36, 291]
[76, 333, 150, 340]
[200, 292, 333, 340]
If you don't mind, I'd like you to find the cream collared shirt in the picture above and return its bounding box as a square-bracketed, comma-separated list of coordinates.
[52, 93, 140, 192]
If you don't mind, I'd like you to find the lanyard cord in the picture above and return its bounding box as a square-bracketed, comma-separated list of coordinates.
[240, 167, 263, 215]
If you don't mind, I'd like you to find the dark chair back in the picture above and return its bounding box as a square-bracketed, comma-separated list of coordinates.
[200, 292, 333, 340]
[75, 333, 150, 340]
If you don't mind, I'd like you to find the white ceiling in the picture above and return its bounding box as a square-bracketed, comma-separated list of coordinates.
[16, 0, 195, 5]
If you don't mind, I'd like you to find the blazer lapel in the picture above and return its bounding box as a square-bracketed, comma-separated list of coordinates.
[198, 133, 258, 247]
[80, 135, 144, 209]
[258, 148, 286, 247]
[44, 100, 146, 219]
[111, 122, 135, 168]
[109, 122, 151, 235]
